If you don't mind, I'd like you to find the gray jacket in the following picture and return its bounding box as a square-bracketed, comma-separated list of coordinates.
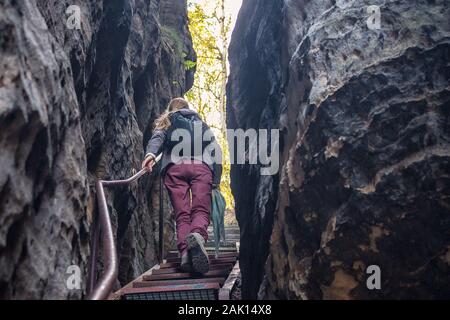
[145, 109, 223, 186]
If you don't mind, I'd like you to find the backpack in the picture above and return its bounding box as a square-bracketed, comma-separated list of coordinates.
[165, 112, 210, 156]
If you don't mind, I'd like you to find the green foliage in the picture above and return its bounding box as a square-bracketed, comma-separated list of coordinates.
[184, 59, 197, 71]
[183, 52, 197, 71]
[160, 25, 184, 57]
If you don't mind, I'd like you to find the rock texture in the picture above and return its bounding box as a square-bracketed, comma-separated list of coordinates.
[0, 0, 194, 299]
[227, 0, 284, 299]
[228, 0, 450, 299]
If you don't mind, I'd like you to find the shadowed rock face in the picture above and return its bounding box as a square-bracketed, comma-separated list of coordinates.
[227, 0, 285, 299]
[0, 0, 194, 299]
[228, 0, 450, 299]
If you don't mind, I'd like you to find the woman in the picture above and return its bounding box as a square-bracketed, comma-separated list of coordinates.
[142, 98, 222, 274]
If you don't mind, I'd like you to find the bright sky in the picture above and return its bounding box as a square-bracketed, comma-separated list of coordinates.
[225, 0, 243, 31]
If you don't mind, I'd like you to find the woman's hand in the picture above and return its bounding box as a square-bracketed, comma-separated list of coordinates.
[142, 155, 155, 172]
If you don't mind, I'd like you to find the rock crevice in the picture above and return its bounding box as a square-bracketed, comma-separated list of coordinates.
[228, 0, 450, 299]
[0, 0, 194, 299]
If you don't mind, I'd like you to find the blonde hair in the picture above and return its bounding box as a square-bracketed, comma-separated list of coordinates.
[154, 98, 190, 130]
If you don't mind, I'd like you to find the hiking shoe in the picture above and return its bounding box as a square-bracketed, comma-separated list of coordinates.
[180, 251, 191, 273]
[186, 233, 209, 274]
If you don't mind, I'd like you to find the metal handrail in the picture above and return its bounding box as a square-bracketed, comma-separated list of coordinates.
[87, 154, 162, 300]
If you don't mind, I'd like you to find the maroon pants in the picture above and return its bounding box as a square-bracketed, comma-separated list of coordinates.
[164, 161, 212, 254]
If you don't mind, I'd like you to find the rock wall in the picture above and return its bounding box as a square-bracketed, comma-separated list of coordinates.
[0, 0, 194, 299]
[227, 0, 284, 299]
[227, 0, 450, 299]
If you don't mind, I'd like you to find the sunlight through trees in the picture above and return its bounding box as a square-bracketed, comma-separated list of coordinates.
[186, 0, 242, 221]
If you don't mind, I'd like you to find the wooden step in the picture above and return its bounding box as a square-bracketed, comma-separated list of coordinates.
[116, 257, 241, 301]
[211, 237, 240, 240]
[122, 283, 220, 295]
[143, 269, 230, 281]
[207, 235, 239, 238]
[160, 259, 237, 270]
[164, 252, 238, 263]
[201, 234, 239, 237]
[205, 242, 238, 247]
[163, 255, 238, 262]
[159, 262, 179, 269]
[168, 246, 239, 253]
[208, 233, 240, 238]
[133, 277, 226, 288]
[159, 259, 236, 269]
[165, 252, 180, 258]
[167, 250, 240, 258]
[208, 227, 239, 232]
[152, 264, 233, 275]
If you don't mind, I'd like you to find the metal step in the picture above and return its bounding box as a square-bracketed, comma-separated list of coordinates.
[115, 248, 240, 301]
[122, 283, 220, 300]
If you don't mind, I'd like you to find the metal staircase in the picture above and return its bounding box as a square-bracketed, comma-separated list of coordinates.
[111, 250, 240, 300]
[87, 154, 240, 300]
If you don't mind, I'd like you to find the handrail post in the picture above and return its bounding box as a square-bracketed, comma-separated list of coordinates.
[86, 180, 119, 300]
[159, 176, 164, 262]
[87, 212, 100, 295]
